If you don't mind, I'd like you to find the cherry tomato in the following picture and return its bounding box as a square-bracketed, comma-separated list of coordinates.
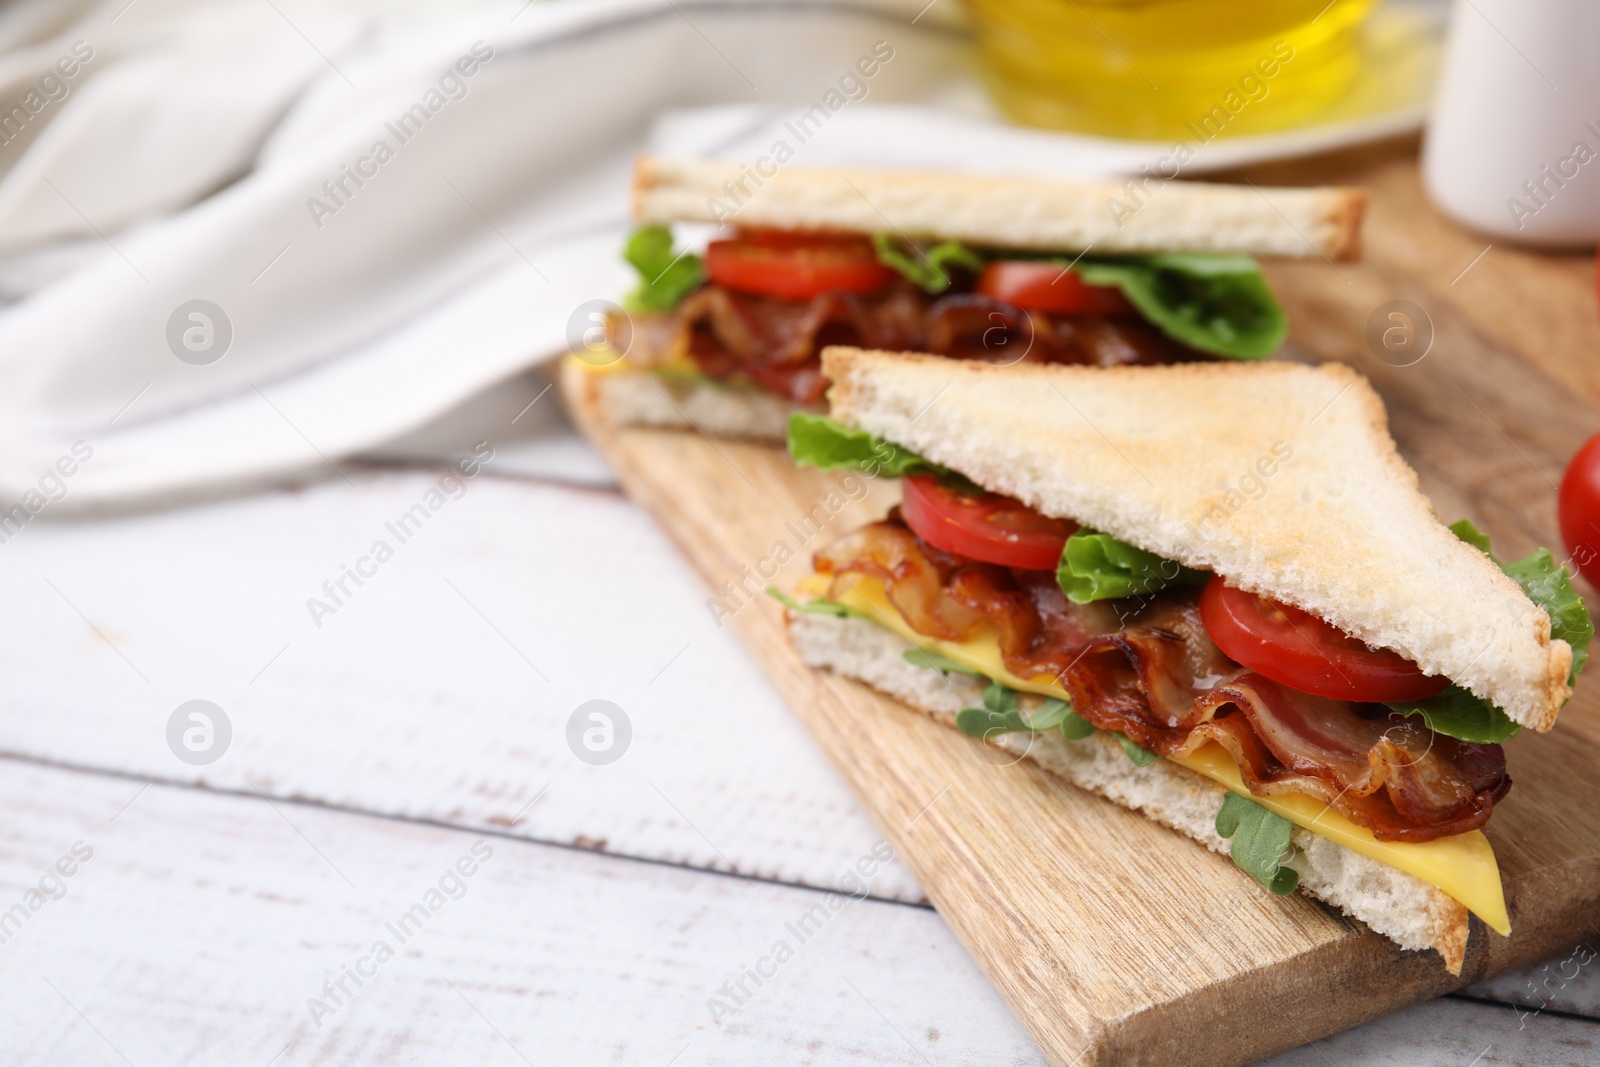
[976, 261, 1136, 316]
[705, 229, 896, 300]
[900, 474, 1077, 570]
[1199, 576, 1448, 703]
[1559, 430, 1600, 589]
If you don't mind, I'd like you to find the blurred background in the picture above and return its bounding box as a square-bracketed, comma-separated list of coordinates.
[0, 0, 1586, 509]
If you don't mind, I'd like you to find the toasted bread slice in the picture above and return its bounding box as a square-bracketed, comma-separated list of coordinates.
[788, 610, 1470, 973]
[819, 347, 1571, 730]
[634, 156, 1366, 261]
[563, 361, 797, 442]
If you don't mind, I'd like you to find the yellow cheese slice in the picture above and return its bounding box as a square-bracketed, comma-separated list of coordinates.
[565, 346, 717, 387]
[565, 349, 631, 376]
[803, 572, 1510, 935]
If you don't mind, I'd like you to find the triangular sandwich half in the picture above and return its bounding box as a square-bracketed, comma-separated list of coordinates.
[564, 157, 1365, 441]
[779, 347, 1590, 974]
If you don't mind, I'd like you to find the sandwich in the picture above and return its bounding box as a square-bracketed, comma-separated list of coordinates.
[776, 346, 1592, 974]
[563, 157, 1366, 440]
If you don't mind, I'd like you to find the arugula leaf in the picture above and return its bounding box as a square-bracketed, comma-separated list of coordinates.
[1115, 734, 1158, 766]
[787, 415, 981, 491]
[1022, 697, 1075, 731]
[983, 681, 1016, 715]
[956, 682, 1027, 737]
[955, 706, 1017, 738]
[1387, 686, 1521, 744]
[622, 225, 704, 312]
[902, 648, 984, 676]
[1057, 530, 1208, 604]
[1059, 706, 1099, 740]
[954, 683, 1100, 741]
[1074, 254, 1287, 360]
[1215, 792, 1300, 895]
[1450, 519, 1592, 684]
[765, 587, 867, 620]
[872, 233, 984, 294]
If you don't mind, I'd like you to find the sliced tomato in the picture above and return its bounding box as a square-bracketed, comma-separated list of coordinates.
[705, 229, 896, 301]
[1199, 576, 1449, 703]
[1560, 430, 1600, 589]
[977, 261, 1136, 316]
[900, 474, 1076, 570]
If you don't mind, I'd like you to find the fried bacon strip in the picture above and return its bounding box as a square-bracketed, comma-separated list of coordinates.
[629, 284, 1196, 404]
[816, 516, 1511, 843]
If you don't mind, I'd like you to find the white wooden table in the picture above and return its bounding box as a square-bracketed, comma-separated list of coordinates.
[0, 364, 1593, 1066]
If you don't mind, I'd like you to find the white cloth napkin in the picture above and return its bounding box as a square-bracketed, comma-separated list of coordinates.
[0, 0, 1405, 512]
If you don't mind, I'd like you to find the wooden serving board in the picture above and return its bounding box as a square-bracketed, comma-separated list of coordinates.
[560, 139, 1600, 1067]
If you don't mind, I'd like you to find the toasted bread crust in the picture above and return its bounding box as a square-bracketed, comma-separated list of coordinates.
[558, 358, 797, 442]
[819, 348, 1572, 730]
[1323, 186, 1369, 261]
[633, 155, 1367, 261]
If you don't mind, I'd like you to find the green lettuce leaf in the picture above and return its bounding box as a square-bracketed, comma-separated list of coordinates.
[788, 413, 939, 477]
[1115, 734, 1158, 766]
[622, 224, 704, 312]
[1449, 520, 1592, 684]
[872, 233, 984, 294]
[1386, 686, 1521, 745]
[902, 648, 984, 676]
[1387, 519, 1593, 743]
[787, 414, 980, 491]
[1451, 520, 1493, 554]
[1057, 530, 1208, 604]
[765, 587, 867, 621]
[1506, 550, 1594, 682]
[1215, 792, 1299, 895]
[1074, 254, 1287, 360]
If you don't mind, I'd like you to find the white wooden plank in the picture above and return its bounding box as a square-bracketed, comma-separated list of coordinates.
[0, 757, 1045, 1066]
[0, 470, 925, 905]
[0, 756, 1590, 1066]
[1255, 995, 1597, 1066]
[1463, 942, 1600, 1022]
